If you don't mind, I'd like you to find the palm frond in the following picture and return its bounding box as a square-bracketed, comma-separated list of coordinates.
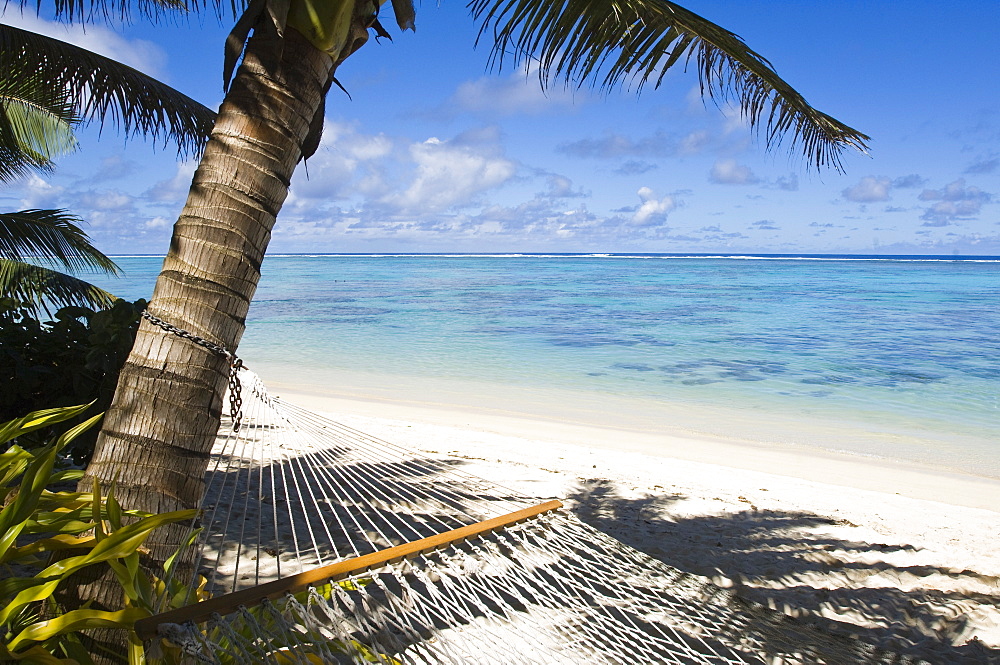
[0, 23, 217, 158]
[11, 0, 237, 26]
[469, 0, 869, 171]
[0, 258, 117, 315]
[0, 67, 79, 182]
[0, 209, 121, 274]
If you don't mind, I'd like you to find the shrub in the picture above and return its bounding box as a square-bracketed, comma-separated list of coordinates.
[0, 405, 197, 664]
[0, 298, 146, 464]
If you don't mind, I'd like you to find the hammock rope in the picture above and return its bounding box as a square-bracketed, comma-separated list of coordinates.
[142, 368, 897, 665]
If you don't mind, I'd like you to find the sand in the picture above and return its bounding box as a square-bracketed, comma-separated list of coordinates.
[268, 380, 1000, 660]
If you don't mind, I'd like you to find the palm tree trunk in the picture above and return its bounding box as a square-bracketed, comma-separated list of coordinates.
[77, 24, 334, 617]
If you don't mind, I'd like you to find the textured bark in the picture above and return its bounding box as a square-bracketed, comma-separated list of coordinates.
[78, 26, 334, 615]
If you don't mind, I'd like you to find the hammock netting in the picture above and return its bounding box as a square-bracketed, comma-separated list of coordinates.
[144, 369, 909, 665]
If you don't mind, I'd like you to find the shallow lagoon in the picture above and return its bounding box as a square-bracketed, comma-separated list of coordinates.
[96, 254, 1000, 477]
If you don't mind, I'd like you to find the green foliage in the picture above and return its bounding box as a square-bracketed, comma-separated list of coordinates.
[0, 298, 146, 464]
[0, 24, 215, 161]
[0, 210, 118, 276]
[157, 579, 399, 665]
[0, 259, 117, 317]
[0, 405, 198, 664]
[0, 209, 120, 317]
[0, 63, 77, 183]
[469, 0, 869, 172]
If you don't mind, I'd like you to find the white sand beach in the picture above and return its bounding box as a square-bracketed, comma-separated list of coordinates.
[266, 377, 1000, 658]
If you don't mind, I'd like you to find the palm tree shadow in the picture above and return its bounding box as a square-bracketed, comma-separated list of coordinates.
[568, 478, 1000, 665]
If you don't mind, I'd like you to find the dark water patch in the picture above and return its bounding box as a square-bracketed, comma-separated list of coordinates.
[633, 335, 677, 347]
[728, 334, 829, 351]
[548, 337, 641, 347]
[680, 378, 722, 386]
[610, 363, 656, 372]
[719, 372, 767, 381]
[677, 317, 733, 326]
[885, 370, 945, 384]
[801, 375, 858, 385]
[659, 358, 788, 384]
[960, 366, 1000, 380]
[586, 372, 607, 377]
[469, 325, 549, 336]
[310, 316, 385, 325]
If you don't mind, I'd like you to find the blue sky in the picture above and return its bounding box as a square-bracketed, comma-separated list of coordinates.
[2, 1, 998, 255]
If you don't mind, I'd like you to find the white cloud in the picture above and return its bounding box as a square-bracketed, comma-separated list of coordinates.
[386, 136, 517, 213]
[291, 122, 394, 203]
[631, 187, 675, 226]
[452, 65, 580, 115]
[719, 104, 750, 135]
[677, 130, 711, 155]
[964, 158, 998, 174]
[919, 178, 990, 203]
[709, 159, 759, 185]
[918, 179, 992, 225]
[842, 176, 892, 202]
[540, 175, 585, 199]
[0, 12, 168, 77]
[18, 175, 65, 209]
[892, 174, 926, 188]
[558, 132, 677, 159]
[144, 216, 171, 229]
[144, 161, 197, 203]
[79, 189, 134, 211]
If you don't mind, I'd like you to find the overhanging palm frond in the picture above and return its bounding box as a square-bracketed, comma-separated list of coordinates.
[0, 209, 120, 274]
[469, 0, 869, 171]
[0, 258, 116, 315]
[0, 67, 79, 182]
[0, 23, 217, 158]
[15, 0, 228, 27]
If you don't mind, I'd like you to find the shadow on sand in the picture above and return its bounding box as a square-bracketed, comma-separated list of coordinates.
[568, 478, 1000, 665]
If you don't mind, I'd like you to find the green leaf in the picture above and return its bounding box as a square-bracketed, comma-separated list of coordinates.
[0, 259, 117, 317]
[0, 445, 32, 487]
[8, 607, 148, 651]
[469, 0, 869, 171]
[0, 404, 93, 445]
[105, 489, 123, 530]
[1, 534, 95, 562]
[0, 642, 76, 664]
[0, 576, 60, 602]
[0, 509, 196, 625]
[48, 470, 84, 484]
[106, 558, 139, 602]
[0, 23, 216, 160]
[0, 62, 77, 182]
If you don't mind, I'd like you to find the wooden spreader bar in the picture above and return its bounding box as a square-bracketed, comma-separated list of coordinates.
[135, 499, 563, 640]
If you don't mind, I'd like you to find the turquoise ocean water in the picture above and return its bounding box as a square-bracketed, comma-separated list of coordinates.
[92, 254, 999, 478]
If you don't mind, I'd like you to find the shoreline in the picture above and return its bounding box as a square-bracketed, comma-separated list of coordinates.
[263, 374, 1000, 512]
[235, 365, 1000, 652]
[261, 375, 1000, 652]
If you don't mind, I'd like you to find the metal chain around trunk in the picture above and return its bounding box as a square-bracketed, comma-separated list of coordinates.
[141, 310, 245, 431]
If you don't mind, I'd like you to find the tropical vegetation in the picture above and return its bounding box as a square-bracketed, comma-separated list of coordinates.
[6, 0, 870, 657]
[0, 404, 197, 664]
[0, 22, 214, 315]
[0, 298, 147, 464]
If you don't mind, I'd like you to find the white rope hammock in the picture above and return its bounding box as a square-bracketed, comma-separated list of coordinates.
[139, 368, 894, 665]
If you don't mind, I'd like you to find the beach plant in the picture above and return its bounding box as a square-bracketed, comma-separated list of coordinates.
[0, 405, 199, 664]
[0, 298, 146, 464]
[0, 22, 215, 315]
